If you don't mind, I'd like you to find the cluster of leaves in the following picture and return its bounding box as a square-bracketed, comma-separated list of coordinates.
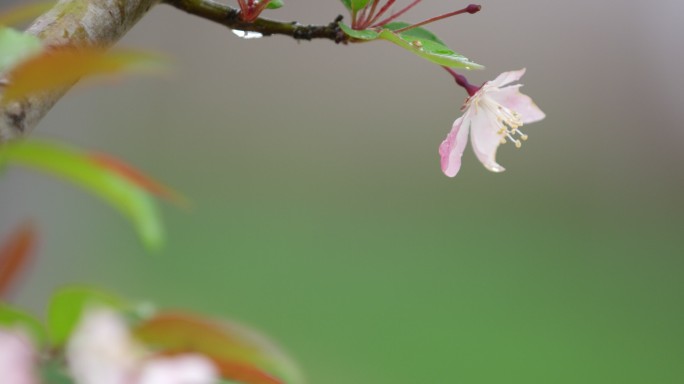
[0, 286, 302, 384]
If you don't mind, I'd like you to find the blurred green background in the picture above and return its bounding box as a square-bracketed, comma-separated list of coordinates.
[2, 1, 684, 383]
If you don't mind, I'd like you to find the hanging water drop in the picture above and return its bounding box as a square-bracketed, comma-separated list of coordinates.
[232, 30, 264, 39]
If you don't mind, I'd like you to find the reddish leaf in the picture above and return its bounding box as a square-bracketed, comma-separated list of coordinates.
[2, 46, 165, 103]
[134, 312, 304, 384]
[0, 222, 37, 298]
[88, 152, 189, 208]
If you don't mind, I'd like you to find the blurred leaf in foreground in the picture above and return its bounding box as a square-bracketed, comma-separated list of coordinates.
[0, 26, 42, 73]
[0, 222, 37, 299]
[0, 303, 47, 346]
[135, 312, 304, 384]
[47, 286, 128, 346]
[0, 139, 165, 251]
[1, 46, 166, 104]
[89, 152, 190, 209]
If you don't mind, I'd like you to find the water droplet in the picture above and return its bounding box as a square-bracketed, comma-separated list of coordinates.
[232, 30, 264, 39]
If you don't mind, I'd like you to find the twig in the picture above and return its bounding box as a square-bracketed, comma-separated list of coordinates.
[163, 0, 347, 42]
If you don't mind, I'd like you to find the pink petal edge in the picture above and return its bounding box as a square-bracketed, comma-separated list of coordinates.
[439, 115, 469, 177]
[490, 68, 527, 88]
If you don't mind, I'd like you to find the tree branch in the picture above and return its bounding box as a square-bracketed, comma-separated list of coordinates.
[163, 0, 347, 42]
[0, 0, 159, 143]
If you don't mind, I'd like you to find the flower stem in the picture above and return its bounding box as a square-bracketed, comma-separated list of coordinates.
[393, 4, 481, 33]
[443, 67, 479, 96]
[365, 0, 397, 27]
[371, 0, 422, 27]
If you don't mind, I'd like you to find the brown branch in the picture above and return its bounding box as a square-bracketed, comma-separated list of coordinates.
[0, 0, 160, 143]
[163, 0, 347, 42]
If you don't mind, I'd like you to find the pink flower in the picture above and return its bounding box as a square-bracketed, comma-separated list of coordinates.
[439, 68, 545, 177]
[0, 328, 39, 384]
[67, 308, 218, 384]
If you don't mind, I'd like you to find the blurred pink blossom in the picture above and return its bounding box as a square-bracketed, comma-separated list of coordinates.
[0, 328, 39, 384]
[67, 307, 218, 384]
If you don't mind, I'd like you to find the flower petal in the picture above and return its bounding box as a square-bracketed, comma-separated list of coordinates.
[489, 68, 526, 88]
[137, 354, 219, 384]
[469, 108, 506, 173]
[67, 308, 140, 384]
[439, 115, 470, 177]
[0, 329, 38, 384]
[490, 85, 546, 124]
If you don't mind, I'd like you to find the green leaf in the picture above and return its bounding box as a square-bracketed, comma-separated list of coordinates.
[0, 304, 47, 346]
[0, 26, 42, 73]
[351, 0, 371, 11]
[47, 286, 128, 346]
[340, 0, 370, 12]
[265, 0, 284, 9]
[338, 22, 482, 69]
[338, 22, 379, 40]
[383, 22, 446, 45]
[0, 139, 165, 251]
[378, 28, 483, 69]
[134, 312, 304, 384]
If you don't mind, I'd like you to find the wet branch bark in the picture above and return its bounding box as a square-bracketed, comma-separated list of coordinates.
[0, 0, 347, 143]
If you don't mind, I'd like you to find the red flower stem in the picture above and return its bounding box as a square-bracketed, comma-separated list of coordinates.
[237, 0, 250, 20]
[392, 4, 481, 33]
[366, 0, 397, 27]
[357, 5, 370, 28]
[372, 0, 422, 27]
[360, 0, 381, 28]
[443, 66, 479, 96]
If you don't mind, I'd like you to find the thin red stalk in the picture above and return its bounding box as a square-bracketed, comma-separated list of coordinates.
[361, 0, 381, 28]
[366, 0, 397, 27]
[0, 222, 37, 299]
[237, 0, 249, 18]
[254, 0, 271, 15]
[357, 4, 370, 28]
[393, 4, 481, 33]
[372, 0, 422, 27]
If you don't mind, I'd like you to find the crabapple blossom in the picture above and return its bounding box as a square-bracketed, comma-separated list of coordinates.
[439, 68, 545, 177]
